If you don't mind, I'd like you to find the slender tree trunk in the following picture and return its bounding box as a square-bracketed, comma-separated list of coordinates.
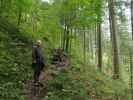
[108, 0, 120, 79]
[90, 26, 93, 60]
[95, 24, 97, 55]
[130, 52, 133, 100]
[97, 23, 102, 71]
[131, 0, 133, 40]
[63, 24, 67, 50]
[65, 25, 70, 53]
[60, 29, 63, 49]
[18, 8, 22, 26]
[69, 28, 72, 53]
[0, 0, 4, 14]
[32, 12, 37, 39]
[0, 0, 2, 8]
[94, 24, 97, 66]
[130, 0, 133, 99]
[87, 27, 90, 53]
[87, 27, 90, 63]
[83, 27, 86, 64]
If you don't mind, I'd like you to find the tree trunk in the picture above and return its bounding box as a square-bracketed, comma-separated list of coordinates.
[65, 25, 70, 53]
[90, 26, 93, 60]
[97, 23, 102, 71]
[130, 0, 133, 99]
[63, 23, 67, 50]
[83, 27, 86, 64]
[0, 0, 4, 14]
[130, 52, 133, 100]
[69, 28, 72, 53]
[18, 8, 22, 26]
[131, 0, 133, 40]
[108, 0, 120, 79]
[94, 24, 97, 64]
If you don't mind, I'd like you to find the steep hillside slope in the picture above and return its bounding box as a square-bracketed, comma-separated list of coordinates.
[0, 18, 129, 100]
[0, 19, 32, 100]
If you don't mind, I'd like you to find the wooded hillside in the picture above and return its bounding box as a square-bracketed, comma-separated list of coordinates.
[0, 0, 133, 100]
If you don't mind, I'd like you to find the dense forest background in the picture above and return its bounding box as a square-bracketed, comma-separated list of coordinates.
[0, 0, 133, 100]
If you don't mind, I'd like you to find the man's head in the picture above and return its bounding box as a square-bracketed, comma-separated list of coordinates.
[36, 40, 42, 47]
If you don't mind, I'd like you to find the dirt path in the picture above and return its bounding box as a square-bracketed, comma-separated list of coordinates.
[24, 64, 68, 100]
[24, 69, 53, 100]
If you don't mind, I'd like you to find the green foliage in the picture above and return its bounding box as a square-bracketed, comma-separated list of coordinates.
[44, 71, 90, 100]
[0, 0, 132, 99]
[0, 30, 32, 99]
[43, 62, 129, 100]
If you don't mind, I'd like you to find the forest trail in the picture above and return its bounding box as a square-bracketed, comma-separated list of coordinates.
[24, 49, 70, 100]
[24, 65, 67, 100]
[0, 0, 132, 99]
[24, 69, 52, 100]
[24, 73, 45, 100]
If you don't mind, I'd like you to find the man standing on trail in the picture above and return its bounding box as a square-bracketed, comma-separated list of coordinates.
[32, 40, 45, 85]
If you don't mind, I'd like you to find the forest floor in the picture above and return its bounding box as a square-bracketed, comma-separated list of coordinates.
[24, 69, 51, 100]
[24, 65, 67, 100]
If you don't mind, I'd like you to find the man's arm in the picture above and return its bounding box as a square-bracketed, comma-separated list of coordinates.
[32, 47, 36, 63]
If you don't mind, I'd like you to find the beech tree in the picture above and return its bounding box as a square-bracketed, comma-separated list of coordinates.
[108, 0, 120, 79]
